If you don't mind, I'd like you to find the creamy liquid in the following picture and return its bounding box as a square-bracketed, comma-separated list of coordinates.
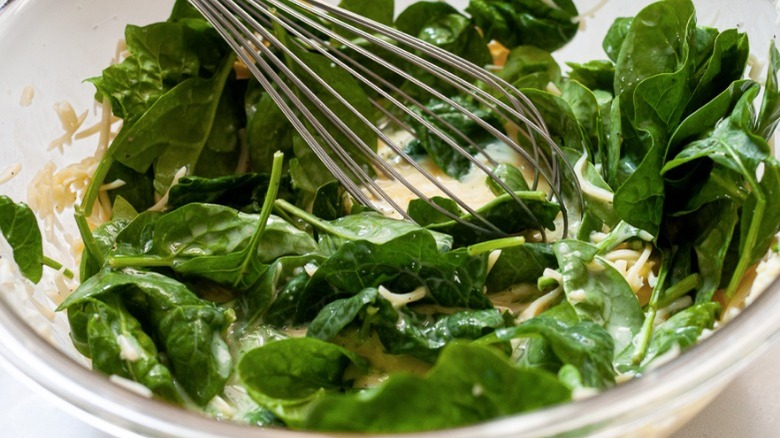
[367, 131, 538, 217]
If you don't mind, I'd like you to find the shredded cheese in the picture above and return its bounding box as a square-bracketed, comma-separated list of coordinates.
[574, 154, 614, 203]
[207, 396, 236, 419]
[545, 81, 563, 96]
[49, 101, 89, 153]
[517, 286, 563, 323]
[117, 335, 141, 361]
[571, 0, 609, 24]
[487, 249, 502, 273]
[147, 166, 188, 212]
[378, 285, 427, 309]
[109, 375, 154, 398]
[19, 85, 35, 107]
[304, 262, 319, 277]
[0, 163, 22, 185]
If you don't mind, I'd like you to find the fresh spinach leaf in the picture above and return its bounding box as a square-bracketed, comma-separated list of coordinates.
[80, 215, 136, 280]
[561, 81, 605, 161]
[616, 302, 720, 373]
[111, 204, 317, 289]
[275, 201, 453, 254]
[566, 60, 615, 92]
[67, 294, 180, 402]
[422, 190, 560, 246]
[396, 5, 490, 96]
[602, 17, 632, 62]
[0, 196, 43, 283]
[103, 162, 156, 213]
[238, 337, 367, 426]
[168, 173, 295, 211]
[486, 242, 556, 293]
[311, 181, 348, 221]
[466, 0, 579, 52]
[239, 337, 366, 400]
[87, 22, 222, 120]
[296, 230, 491, 321]
[407, 196, 464, 228]
[246, 254, 326, 328]
[193, 82, 244, 178]
[498, 46, 561, 90]
[757, 40, 780, 139]
[308, 286, 507, 362]
[486, 163, 531, 196]
[611, 0, 698, 236]
[668, 79, 758, 156]
[108, 56, 236, 190]
[405, 95, 504, 179]
[306, 287, 383, 341]
[693, 201, 739, 302]
[554, 240, 644, 354]
[304, 343, 570, 432]
[396, 2, 459, 37]
[685, 28, 749, 116]
[483, 317, 615, 389]
[521, 88, 588, 155]
[415, 13, 491, 69]
[337, 0, 394, 29]
[245, 83, 295, 174]
[376, 308, 507, 362]
[663, 88, 780, 297]
[59, 269, 231, 405]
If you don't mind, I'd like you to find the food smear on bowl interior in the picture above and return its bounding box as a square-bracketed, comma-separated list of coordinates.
[1, 0, 780, 433]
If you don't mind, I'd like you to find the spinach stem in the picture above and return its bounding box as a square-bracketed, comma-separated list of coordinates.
[631, 251, 670, 365]
[656, 274, 700, 309]
[110, 255, 172, 268]
[719, 138, 767, 300]
[74, 207, 105, 267]
[467, 236, 525, 256]
[234, 151, 284, 285]
[633, 272, 700, 365]
[81, 155, 114, 217]
[42, 256, 74, 279]
[725, 194, 765, 299]
[274, 199, 341, 236]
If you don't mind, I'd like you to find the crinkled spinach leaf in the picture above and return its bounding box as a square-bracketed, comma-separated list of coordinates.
[67, 294, 181, 402]
[304, 343, 570, 432]
[466, 0, 579, 52]
[0, 196, 43, 283]
[59, 269, 231, 405]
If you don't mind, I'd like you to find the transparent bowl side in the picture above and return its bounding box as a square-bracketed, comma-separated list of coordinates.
[1, 0, 779, 437]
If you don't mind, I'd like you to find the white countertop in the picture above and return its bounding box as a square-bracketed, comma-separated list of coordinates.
[2, 340, 779, 437]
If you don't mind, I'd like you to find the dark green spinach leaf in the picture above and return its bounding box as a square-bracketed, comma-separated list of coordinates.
[304, 343, 570, 432]
[59, 269, 231, 405]
[466, 0, 579, 52]
[67, 294, 180, 402]
[0, 196, 43, 283]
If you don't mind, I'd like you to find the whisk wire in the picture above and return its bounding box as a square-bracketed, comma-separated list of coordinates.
[190, 0, 583, 239]
[194, 0, 396, 211]
[225, 0, 509, 233]
[257, 0, 564, 236]
[199, 0, 520, 234]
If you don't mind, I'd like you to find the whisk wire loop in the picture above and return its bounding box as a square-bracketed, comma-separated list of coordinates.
[224, 0, 510, 233]
[189, 0, 583, 240]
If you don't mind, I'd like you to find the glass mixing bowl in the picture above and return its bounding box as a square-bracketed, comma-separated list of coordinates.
[1, 0, 779, 436]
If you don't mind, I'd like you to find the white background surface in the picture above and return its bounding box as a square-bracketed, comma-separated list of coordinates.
[1, 339, 779, 437]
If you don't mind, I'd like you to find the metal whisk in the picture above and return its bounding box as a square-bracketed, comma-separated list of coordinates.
[189, 0, 579, 240]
